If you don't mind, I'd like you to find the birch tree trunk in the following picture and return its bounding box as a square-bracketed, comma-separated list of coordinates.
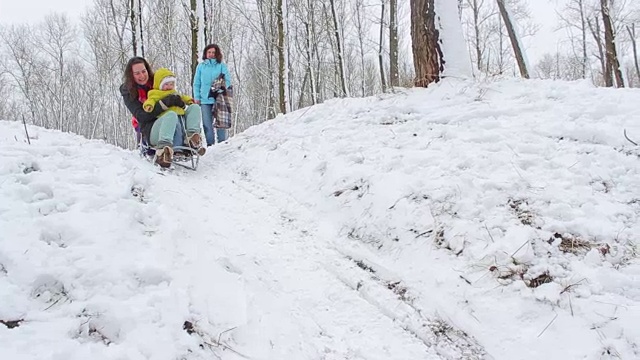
[579, 0, 587, 79]
[307, 0, 319, 104]
[379, 1, 387, 92]
[138, 0, 145, 57]
[276, 0, 288, 113]
[256, 0, 277, 119]
[389, 0, 399, 87]
[352, 0, 366, 96]
[328, 0, 349, 97]
[496, 0, 529, 79]
[471, 0, 483, 72]
[303, 0, 318, 104]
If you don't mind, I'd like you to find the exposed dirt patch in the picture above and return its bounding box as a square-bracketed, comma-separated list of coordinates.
[549, 232, 593, 254]
[508, 198, 535, 226]
[1, 319, 23, 329]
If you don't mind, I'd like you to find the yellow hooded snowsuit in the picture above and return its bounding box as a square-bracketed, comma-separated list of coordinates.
[142, 68, 194, 116]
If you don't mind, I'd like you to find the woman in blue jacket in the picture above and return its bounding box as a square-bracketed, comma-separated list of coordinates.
[192, 44, 232, 146]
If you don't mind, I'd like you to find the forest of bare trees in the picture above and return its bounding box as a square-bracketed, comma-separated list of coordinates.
[0, 0, 638, 149]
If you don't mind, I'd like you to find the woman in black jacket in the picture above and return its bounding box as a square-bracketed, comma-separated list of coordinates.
[120, 57, 204, 168]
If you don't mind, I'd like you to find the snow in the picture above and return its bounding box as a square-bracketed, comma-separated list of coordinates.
[1, 78, 640, 360]
[435, 0, 474, 78]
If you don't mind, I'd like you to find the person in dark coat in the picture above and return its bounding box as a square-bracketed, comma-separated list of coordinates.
[120, 57, 205, 168]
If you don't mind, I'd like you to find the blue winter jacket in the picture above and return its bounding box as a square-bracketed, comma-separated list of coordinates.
[192, 59, 232, 105]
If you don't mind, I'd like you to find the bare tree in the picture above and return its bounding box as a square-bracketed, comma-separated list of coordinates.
[138, 0, 145, 57]
[389, 0, 399, 87]
[129, 0, 139, 56]
[106, 0, 133, 69]
[327, 0, 349, 97]
[353, 0, 368, 96]
[39, 14, 77, 132]
[254, 0, 278, 119]
[558, 0, 590, 79]
[276, 0, 289, 113]
[461, 0, 536, 76]
[534, 52, 585, 80]
[0, 24, 43, 123]
[293, 0, 319, 105]
[601, 0, 624, 87]
[496, 0, 529, 78]
[587, 15, 607, 84]
[379, 0, 387, 92]
[467, 0, 489, 72]
[0, 72, 18, 120]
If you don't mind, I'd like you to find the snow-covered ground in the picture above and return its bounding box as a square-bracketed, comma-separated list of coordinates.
[1, 78, 639, 360]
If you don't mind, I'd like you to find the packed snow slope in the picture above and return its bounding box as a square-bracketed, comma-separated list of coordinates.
[1, 78, 639, 360]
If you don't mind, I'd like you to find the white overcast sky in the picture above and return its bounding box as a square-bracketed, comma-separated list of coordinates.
[0, 0, 88, 24]
[0, 0, 564, 64]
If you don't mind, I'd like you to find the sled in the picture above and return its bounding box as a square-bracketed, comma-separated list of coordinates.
[133, 115, 201, 171]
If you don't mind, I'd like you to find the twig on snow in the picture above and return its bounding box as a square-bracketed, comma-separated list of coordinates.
[484, 224, 495, 243]
[510, 240, 530, 258]
[560, 278, 586, 295]
[537, 313, 558, 338]
[624, 129, 638, 146]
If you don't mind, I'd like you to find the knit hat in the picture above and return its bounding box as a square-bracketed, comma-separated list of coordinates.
[153, 67, 177, 90]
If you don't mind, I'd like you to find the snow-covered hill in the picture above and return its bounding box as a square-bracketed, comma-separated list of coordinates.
[1, 78, 639, 360]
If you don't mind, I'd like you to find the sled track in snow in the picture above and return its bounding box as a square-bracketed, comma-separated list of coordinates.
[228, 173, 489, 360]
[327, 251, 488, 360]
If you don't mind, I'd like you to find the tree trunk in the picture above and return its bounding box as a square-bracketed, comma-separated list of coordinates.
[256, 0, 276, 119]
[496, 0, 529, 79]
[190, 0, 199, 83]
[410, 0, 442, 87]
[138, 0, 145, 57]
[354, 0, 366, 96]
[579, 0, 587, 78]
[389, 0, 399, 87]
[497, 14, 505, 74]
[379, 0, 387, 92]
[108, 0, 128, 68]
[276, 0, 287, 113]
[298, 69, 309, 108]
[129, 0, 138, 56]
[306, 0, 317, 105]
[304, 21, 317, 104]
[202, 0, 209, 44]
[601, 0, 624, 88]
[627, 24, 640, 85]
[472, 0, 482, 72]
[329, 0, 349, 97]
[587, 17, 607, 85]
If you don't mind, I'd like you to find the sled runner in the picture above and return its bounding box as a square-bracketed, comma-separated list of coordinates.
[133, 115, 200, 171]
